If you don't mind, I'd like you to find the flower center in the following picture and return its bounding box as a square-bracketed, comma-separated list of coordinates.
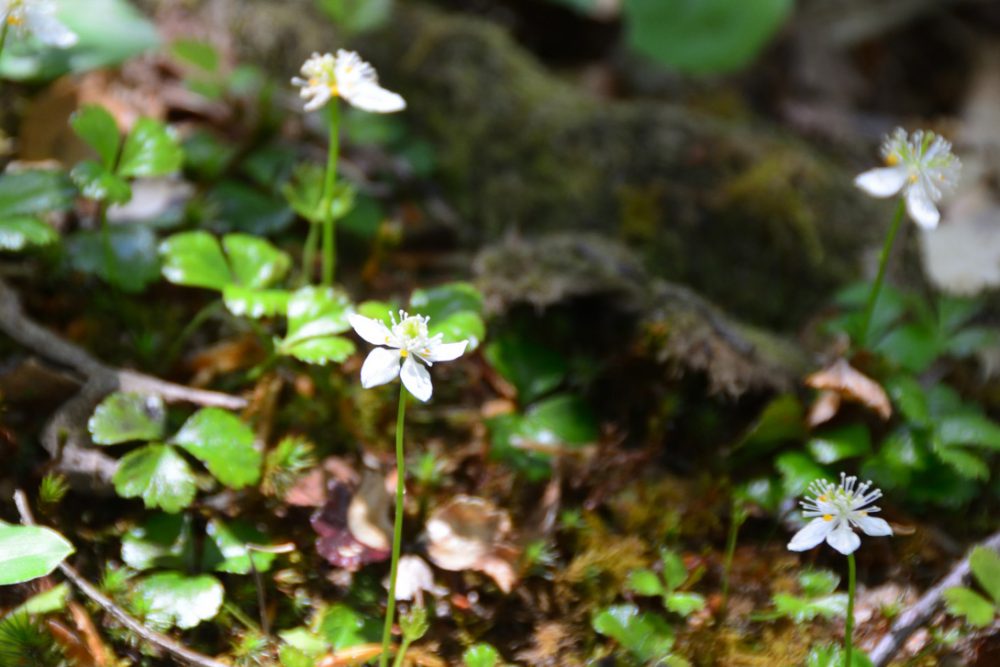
[399, 316, 428, 341]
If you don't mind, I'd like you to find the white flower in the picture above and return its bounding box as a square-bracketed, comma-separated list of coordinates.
[2, 0, 78, 48]
[291, 50, 405, 113]
[348, 310, 467, 402]
[787, 473, 893, 556]
[855, 127, 961, 230]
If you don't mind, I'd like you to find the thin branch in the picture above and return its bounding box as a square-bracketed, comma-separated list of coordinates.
[869, 529, 1000, 666]
[0, 277, 246, 410]
[13, 490, 231, 667]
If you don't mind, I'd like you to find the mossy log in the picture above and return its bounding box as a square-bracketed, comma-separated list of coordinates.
[164, 0, 879, 329]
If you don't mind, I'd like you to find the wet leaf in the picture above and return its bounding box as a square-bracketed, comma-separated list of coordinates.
[317, 604, 380, 650]
[88, 392, 166, 445]
[223, 286, 291, 319]
[134, 572, 224, 629]
[591, 604, 676, 663]
[113, 444, 197, 513]
[0, 524, 74, 585]
[70, 105, 120, 169]
[281, 336, 355, 365]
[222, 233, 291, 289]
[118, 118, 183, 179]
[0, 169, 75, 216]
[121, 512, 193, 571]
[172, 408, 260, 489]
[160, 231, 232, 290]
[0, 217, 58, 251]
[201, 518, 276, 574]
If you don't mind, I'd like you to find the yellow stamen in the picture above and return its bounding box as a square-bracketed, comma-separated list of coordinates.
[885, 154, 900, 166]
[823, 514, 834, 522]
[7, 14, 23, 26]
[400, 349, 408, 358]
[908, 173, 918, 183]
[818, 495, 827, 502]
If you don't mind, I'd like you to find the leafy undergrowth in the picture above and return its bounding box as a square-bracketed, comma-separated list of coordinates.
[1, 2, 999, 667]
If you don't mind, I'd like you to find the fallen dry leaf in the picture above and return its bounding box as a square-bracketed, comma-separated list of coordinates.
[311, 479, 389, 571]
[347, 472, 393, 551]
[425, 495, 519, 593]
[805, 358, 891, 421]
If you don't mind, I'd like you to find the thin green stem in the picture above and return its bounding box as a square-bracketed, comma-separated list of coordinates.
[858, 198, 906, 347]
[320, 102, 341, 286]
[719, 501, 746, 619]
[391, 636, 412, 667]
[845, 553, 856, 667]
[0, 20, 10, 63]
[380, 387, 407, 667]
[301, 221, 319, 286]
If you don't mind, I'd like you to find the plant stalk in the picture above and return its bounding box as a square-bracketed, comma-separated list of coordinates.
[320, 102, 341, 286]
[845, 553, 856, 667]
[0, 20, 10, 63]
[719, 501, 746, 619]
[380, 386, 407, 667]
[301, 221, 318, 286]
[858, 198, 906, 347]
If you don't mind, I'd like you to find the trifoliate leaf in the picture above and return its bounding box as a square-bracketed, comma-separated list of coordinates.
[626, 569, 664, 597]
[462, 644, 500, 667]
[117, 118, 183, 178]
[285, 287, 353, 342]
[172, 409, 260, 489]
[88, 392, 166, 445]
[281, 336, 355, 365]
[135, 572, 224, 629]
[113, 444, 197, 513]
[223, 286, 290, 319]
[591, 603, 676, 663]
[665, 592, 705, 617]
[943, 587, 996, 628]
[160, 231, 232, 290]
[70, 105, 120, 169]
[0, 524, 74, 585]
[70, 160, 131, 204]
[201, 518, 276, 575]
[0, 217, 58, 251]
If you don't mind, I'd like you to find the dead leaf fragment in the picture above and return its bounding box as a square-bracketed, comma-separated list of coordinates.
[347, 472, 393, 551]
[311, 480, 389, 571]
[425, 495, 519, 593]
[805, 358, 891, 422]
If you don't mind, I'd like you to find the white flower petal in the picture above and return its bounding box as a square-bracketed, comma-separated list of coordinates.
[826, 524, 861, 555]
[349, 313, 394, 347]
[422, 340, 468, 363]
[400, 356, 432, 402]
[854, 514, 893, 537]
[854, 167, 908, 198]
[360, 347, 401, 389]
[787, 518, 834, 552]
[905, 184, 940, 229]
[343, 83, 406, 113]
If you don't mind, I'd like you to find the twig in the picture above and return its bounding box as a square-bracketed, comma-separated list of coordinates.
[0, 277, 246, 410]
[869, 529, 1000, 666]
[13, 490, 231, 667]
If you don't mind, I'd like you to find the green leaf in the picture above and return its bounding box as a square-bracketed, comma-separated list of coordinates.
[113, 444, 197, 513]
[205, 181, 294, 235]
[315, 0, 394, 33]
[9, 583, 69, 616]
[284, 287, 353, 343]
[738, 394, 805, 453]
[201, 518, 277, 575]
[937, 414, 1000, 450]
[623, 0, 793, 74]
[317, 604, 380, 650]
[484, 332, 567, 403]
[0, 217, 58, 251]
[807, 424, 871, 464]
[932, 442, 989, 480]
[626, 569, 665, 597]
[807, 644, 874, 667]
[775, 452, 828, 498]
[970, 546, 1000, 605]
[222, 234, 291, 289]
[117, 118, 183, 178]
[183, 131, 236, 181]
[400, 605, 429, 642]
[799, 569, 840, 597]
[282, 164, 356, 224]
[0, 169, 75, 217]
[660, 549, 688, 592]
[172, 408, 260, 489]
[160, 231, 232, 290]
[410, 282, 486, 350]
[943, 587, 996, 628]
[521, 394, 598, 447]
[772, 592, 847, 623]
[885, 375, 930, 428]
[428, 310, 485, 351]
[70, 160, 131, 204]
[67, 225, 160, 293]
[0, 0, 159, 82]
[281, 336, 355, 365]
[121, 512, 193, 571]
[223, 286, 290, 319]
[487, 413, 553, 482]
[665, 592, 705, 617]
[0, 524, 74, 585]
[171, 39, 219, 72]
[279, 628, 329, 657]
[462, 643, 499, 667]
[88, 392, 166, 445]
[70, 106, 120, 169]
[591, 604, 676, 663]
[875, 324, 940, 373]
[135, 572, 224, 629]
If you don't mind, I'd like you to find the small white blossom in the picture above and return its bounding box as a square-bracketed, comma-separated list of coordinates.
[855, 127, 961, 230]
[787, 473, 892, 556]
[1, 0, 77, 48]
[348, 310, 467, 402]
[291, 50, 405, 113]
